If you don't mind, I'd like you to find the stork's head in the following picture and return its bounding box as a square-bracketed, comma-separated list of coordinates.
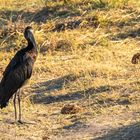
[24, 26, 34, 41]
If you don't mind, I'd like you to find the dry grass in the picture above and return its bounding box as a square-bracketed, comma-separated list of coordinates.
[0, 0, 140, 139]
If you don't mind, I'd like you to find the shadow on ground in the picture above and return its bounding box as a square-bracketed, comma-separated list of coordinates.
[63, 121, 88, 130]
[30, 86, 111, 104]
[32, 74, 78, 93]
[56, 121, 140, 140]
[94, 122, 140, 140]
[0, 0, 109, 24]
[111, 28, 140, 41]
[0, 4, 80, 24]
[109, 10, 140, 41]
[0, 0, 109, 34]
[30, 74, 112, 104]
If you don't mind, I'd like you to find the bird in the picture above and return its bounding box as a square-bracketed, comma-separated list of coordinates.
[0, 26, 38, 123]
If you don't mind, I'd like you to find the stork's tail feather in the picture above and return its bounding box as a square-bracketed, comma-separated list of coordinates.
[0, 102, 8, 109]
[0, 96, 8, 109]
[0, 86, 8, 109]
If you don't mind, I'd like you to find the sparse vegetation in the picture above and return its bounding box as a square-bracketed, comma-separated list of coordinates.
[0, 0, 140, 139]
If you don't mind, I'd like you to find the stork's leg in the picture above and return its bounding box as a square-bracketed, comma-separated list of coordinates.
[17, 89, 22, 124]
[13, 93, 17, 121]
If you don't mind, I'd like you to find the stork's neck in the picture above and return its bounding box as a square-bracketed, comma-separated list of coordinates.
[27, 35, 37, 50]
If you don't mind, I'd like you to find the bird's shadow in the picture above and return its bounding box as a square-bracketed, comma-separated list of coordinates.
[32, 74, 77, 93]
[30, 73, 133, 107]
[30, 74, 112, 104]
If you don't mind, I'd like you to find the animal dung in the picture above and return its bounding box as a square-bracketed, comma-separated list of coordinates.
[131, 53, 140, 64]
[61, 104, 82, 114]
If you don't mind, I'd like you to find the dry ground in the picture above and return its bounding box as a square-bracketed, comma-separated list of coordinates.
[0, 0, 140, 139]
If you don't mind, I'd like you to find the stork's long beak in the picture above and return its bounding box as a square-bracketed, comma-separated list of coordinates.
[30, 29, 34, 34]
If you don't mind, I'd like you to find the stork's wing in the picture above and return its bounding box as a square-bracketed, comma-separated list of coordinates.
[3, 52, 33, 80]
[3, 52, 20, 78]
[0, 55, 34, 106]
[1, 51, 33, 87]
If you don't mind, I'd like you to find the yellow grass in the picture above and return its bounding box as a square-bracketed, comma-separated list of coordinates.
[0, 0, 140, 139]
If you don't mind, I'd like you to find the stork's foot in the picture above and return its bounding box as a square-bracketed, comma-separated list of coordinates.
[13, 120, 24, 125]
[15, 120, 36, 125]
[17, 120, 23, 124]
[10, 120, 24, 125]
